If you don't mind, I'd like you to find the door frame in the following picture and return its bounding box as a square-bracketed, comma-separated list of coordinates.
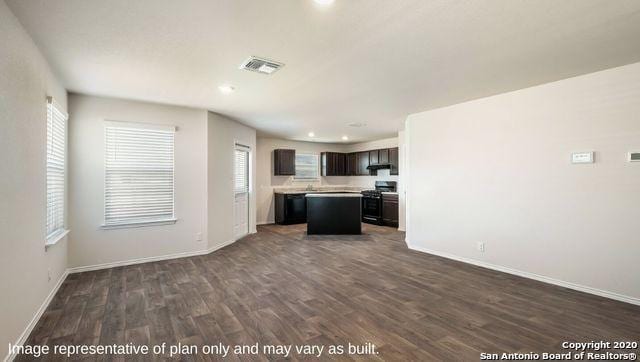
[233, 141, 251, 240]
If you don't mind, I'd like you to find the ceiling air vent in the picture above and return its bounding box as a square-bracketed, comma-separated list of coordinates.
[239, 56, 284, 75]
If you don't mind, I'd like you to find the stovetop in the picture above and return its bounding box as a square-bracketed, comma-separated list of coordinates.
[361, 189, 382, 195]
[361, 181, 397, 197]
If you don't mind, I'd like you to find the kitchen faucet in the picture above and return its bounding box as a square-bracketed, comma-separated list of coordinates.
[306, 184, 314, 191]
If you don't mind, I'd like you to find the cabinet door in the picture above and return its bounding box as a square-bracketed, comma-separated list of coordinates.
[357, 151, 369, 175]
[346, 153, 357, 175]
[336, 153, 346, 175]
[330, 153, 338, 176]
[389, 147, 399, 175]
[382, 194, 399, 226]
[379, 149, 389, 164]
[369, 150, 379, 165]
[274, 149, 295, 175]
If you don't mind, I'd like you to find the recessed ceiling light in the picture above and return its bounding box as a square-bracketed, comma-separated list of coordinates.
[218, 85, 235, 94]
[341, 136, 349, 141]
[308, 132, 315, 137]
[314, 0, 335, 5]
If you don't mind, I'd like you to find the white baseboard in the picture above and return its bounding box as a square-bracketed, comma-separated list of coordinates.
[208, 238, 236, 253]
[68, 239, 235, 274]
[407, 243, 640, 306]
[256, 221, 272, 226]
[4, 269, 69, 362]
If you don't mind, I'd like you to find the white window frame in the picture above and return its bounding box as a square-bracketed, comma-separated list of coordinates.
[294, 152, 320, 181]
[102, 120, 177, 229]
[45, 97, 69, 247]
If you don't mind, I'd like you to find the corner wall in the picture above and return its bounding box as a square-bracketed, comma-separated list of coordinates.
[207, 112, 257, 248]
[68, 95, 209, 268]
[406, 62, 640, 302]
[0, 1, 68, 358]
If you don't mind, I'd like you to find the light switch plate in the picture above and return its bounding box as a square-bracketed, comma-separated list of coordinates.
[571, 151, 594, 164]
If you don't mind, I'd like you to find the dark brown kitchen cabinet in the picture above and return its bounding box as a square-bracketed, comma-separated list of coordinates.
[382, 193, 399, 227]
[346, 153, 357, 176]
[356, 151, 370, 175]
[389, 147, 399, 175]
[369, 150, 379, 165]
[378, 148, 389, 164]
[336, 153, 346, 175]
[274, 149, 295, 176]
[321, 152, 346, 176]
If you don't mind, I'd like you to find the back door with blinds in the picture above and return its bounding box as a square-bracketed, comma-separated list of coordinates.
[234, 144, 250, 239]
[104, 121, 176, 227]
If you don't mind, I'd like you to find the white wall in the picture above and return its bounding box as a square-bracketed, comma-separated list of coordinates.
[0, 1, 68, 358]
[406, 62, 640, 302]
[398, 131, 406, 231]
[255, 137, 401, 224]
[208, 112, 257, 248]
[68, 94, 209, 267]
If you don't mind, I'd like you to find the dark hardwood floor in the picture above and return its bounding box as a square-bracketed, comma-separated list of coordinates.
[20, 224, 640, 361]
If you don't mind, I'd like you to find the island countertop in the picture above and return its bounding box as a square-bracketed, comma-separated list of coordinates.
[274, 190, 363, 195]
[305, 193, 363, 198]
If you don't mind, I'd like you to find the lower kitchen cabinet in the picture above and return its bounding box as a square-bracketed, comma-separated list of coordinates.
[382, 193, 399, 227]
[275, 193, 307, 224]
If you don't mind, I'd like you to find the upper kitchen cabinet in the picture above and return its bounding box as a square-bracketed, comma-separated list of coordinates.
[369, 150, 379, 165]
[378, 148, 389, 164]
[346, 153, 357, 176]
[356, 151, 370, 175]
[274, 149, 296, 176]
[389, 147, 399, 175]
[322, 152, 346, 176]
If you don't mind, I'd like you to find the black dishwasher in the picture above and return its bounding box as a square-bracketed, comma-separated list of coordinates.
[275, 193, 307, 224]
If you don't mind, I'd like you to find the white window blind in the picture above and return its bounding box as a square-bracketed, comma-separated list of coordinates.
[46, 97, 67, 241]
[295, 153, 319, 180]
[234, 148, 249, 193]
[104, 121, 175, 227]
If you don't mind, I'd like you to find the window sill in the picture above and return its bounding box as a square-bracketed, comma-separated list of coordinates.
[292, 178, 320, 182]
[101, 219, 177, 230]
[45, 229, 70, 248]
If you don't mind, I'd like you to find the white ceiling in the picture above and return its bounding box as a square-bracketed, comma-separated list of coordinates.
[7, 0, 640, 143]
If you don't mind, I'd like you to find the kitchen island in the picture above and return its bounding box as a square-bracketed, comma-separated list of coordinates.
[305, 193, 362, 235]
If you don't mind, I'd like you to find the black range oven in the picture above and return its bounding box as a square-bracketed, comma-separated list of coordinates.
[361, 181, 396, 225]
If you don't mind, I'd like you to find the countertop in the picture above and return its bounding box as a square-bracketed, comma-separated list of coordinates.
[274, 189, 363, 195]
[305, 193, 363, 198]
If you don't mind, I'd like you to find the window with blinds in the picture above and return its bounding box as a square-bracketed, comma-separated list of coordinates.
[234, 148, 249, 193]
[294, 153, 319, 180]
[104, 121, 176, 227]
[46, 97, 68, 242]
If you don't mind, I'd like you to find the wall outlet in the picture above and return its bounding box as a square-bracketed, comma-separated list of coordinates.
[196, 232, 203, 241]
[477, 242, 485, 252]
